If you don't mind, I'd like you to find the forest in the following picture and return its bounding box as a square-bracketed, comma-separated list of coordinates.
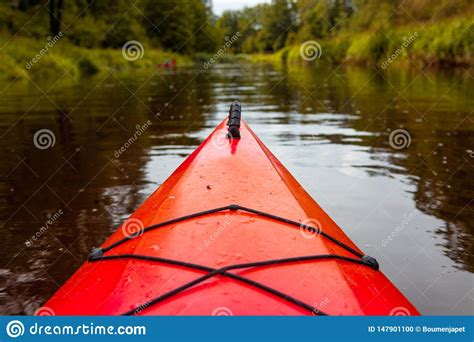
[0, 0, 472, 78]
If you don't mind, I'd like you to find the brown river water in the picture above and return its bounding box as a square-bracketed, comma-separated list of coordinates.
[0, 63, 472, 315]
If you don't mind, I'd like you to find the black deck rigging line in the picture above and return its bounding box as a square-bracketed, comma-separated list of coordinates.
[99, 204, 365, 259]
[101, 205, 232, 253]
[88, 204, 380, 316]
[89, 253, 372, 316]
[237, 205, 364, 259]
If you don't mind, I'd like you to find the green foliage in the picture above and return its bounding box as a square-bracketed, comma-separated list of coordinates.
[78, 58, 100, 75]
[102, 3, 147, 48]
[216, 10, 241, 52]
[298, 0, 351, 39]
[142, 0, 217, 53]
[0, 0, 472, 68]
[345, 0, 396, 32]
[263, 0, 298, 51]
[0, 34, 192, 81]
[346, 30, 390, 63]
[0, 0, 216, 53]
[269, 16, 473, 67]
[189, 0, 218, 53]
[249, 0, 472, 67]
[409, 17, 473, 64]
[143, 0, 193, 52]
[216, 5, 268, 54]
[67, 16, 108, 48]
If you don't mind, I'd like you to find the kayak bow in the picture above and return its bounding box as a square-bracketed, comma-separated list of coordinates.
[44, 102, 419, 316]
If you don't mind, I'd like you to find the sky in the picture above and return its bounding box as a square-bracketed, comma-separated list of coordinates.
[212, 0, 271, 15]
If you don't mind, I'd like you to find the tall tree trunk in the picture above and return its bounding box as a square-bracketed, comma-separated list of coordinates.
[49, 0, 56, 35]
[49, 0, 64, 36]
[56, 0, 64, 34]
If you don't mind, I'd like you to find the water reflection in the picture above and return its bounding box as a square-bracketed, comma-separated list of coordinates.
[0, 63, 472, 314]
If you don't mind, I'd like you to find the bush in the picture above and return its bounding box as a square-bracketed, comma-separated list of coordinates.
[67, 16, 108, 48]
[257, 15, 473, 67]
[346, 30, 389, 63]
[78, 58, 100, 75]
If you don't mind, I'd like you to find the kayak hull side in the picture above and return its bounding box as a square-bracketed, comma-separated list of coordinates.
[44, 120, 420, 316]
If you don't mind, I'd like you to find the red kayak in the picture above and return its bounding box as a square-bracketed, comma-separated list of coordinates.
[43, 102, 419, 316]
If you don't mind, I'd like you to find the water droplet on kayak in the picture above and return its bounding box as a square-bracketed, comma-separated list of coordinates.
[235, 253, 242, 259]
[195, 220, 207, 225]
[291, 235, 296, 240]
[216, 259, 227, 265]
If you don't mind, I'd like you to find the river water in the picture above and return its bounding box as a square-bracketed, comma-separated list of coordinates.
[0, 62, 472, 315]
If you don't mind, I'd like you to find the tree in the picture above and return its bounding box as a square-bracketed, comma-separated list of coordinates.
[49, 0, 63, 36]
[189, 0, 217, 52]
[259, 0, 297, 52]
[216, 10, 241, 51]
[144, 0, 197, 53]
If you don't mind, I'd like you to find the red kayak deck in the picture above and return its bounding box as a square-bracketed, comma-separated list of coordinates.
[44, 118, 419, 316]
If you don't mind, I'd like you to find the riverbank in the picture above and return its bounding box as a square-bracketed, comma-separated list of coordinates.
[1, 14, 471, 82]
[0, 35, 193, 81]
[252, 16, 473, 68]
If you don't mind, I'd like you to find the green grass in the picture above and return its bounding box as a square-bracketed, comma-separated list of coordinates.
[1, 15, 471, 81]
[0, 35, 193, 81]
[252, 16, 473, 68]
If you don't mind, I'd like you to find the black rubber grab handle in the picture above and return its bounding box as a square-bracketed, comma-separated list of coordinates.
[227, 101, 241, 138]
